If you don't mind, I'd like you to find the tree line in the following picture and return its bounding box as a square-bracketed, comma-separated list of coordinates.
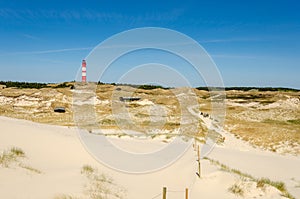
[0, 81, 73, 89]
[196, 87, 299, 92]
[0, 81, 298, 92]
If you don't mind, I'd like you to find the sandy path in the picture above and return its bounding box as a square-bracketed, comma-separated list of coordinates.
[187, 106, 300, 198]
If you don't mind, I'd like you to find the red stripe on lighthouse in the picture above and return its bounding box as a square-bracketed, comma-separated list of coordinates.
[82, 60, 86, 82]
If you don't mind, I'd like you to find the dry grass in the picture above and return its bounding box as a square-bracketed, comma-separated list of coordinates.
[204, 157, 295, 199]
[1, 84, 299, 154]
[53, 194, 79, 199]
[81, 165, 125, 199]
[81, 164, 95, 175]
[0, 86, 74, 126]
[231, 121, 299, 153]
[228, 183, 244, 196]
[0, 147, 42, 175]
[0, 147, 25, 167]
[57, 164, 125, 199]
[19, 164, 42, 174]
[224, 90, 300, 154]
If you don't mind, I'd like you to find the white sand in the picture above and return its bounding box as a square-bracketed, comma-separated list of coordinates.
[188, 105, 300, 198]
[0, 116, 298, 199]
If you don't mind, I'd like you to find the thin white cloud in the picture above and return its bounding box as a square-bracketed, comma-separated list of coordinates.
[21, 34, 40, 40]
[0, 8, 183, 23]
[0, 41, 198, 57]
[200, 37, 265, 43]
[210, 54, 258, 59]
[0, 47, 93, 56]
[0, 8, 19, 18]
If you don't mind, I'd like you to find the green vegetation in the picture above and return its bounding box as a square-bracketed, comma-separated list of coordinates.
[258, 100, 276, 105]
[0, 81, 48, 89]
[2, 81, 298, 92]
[0, 81, 75, 89]
[0, 147, 42, 174]
[256, 178, 285, 192]
[0, 147, 25, 167]
[196, 87, 225, 91]
[287, 119, 300, 125]
[196, 86, 300, 92]
[263, 119, 286, 125]
[97, 81, 170, 90]
[205, 157, 253, 179]
[54, 82, 74, 89]
[263, 119, 300, 126]
[137, 84, 166, 90]
[55, 165, 120, 199]
[81, 164, 95, 175]
[19, 164, 42, 174]
[204, 157, 295, 199]
[81, 165, 125, 199]
[10, 147, 25, 157]
[226, 94, 270, 100]
[256, 178, 295, 199]
[228, 183, 244, 196]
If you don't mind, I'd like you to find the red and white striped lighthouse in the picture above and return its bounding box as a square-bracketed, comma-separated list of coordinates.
[82, 60, 86, 82]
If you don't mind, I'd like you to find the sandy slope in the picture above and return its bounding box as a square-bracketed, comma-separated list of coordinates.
[190, 106, 300, 198]
[0, 116, 88, 198]
[0, 116, 297, 199]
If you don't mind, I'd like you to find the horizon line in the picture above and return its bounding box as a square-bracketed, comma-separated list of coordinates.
[0, 80, 299, 91]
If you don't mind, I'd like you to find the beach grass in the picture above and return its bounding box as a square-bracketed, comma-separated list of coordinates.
[204, 157, 295, 199]
[228, 183, 244, 196]
[0, 147, 25, 167]
[81, 165, 125, 199]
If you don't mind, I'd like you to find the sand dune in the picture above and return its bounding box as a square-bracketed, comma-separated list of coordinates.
[0, 116, 298, 198]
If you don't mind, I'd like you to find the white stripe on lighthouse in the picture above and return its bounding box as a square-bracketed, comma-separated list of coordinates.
[82, 60, 87, 82]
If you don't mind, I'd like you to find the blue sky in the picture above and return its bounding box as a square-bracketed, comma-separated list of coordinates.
[0, 0, 299, 88]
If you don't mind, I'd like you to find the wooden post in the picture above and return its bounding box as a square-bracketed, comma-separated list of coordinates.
[198, 161, 201, 178]
[197, 145, 201, 178]
[185, 188, 189, 199]
[162, 187, 167, 199]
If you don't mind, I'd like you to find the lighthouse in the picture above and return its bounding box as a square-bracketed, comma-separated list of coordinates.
[82, 60, 86, 83]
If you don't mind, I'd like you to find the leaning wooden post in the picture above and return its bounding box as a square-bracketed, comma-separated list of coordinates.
[185, 188, 189, 199]
[162, 187, 167, 199]
[197, 145, 201, 178]
[198, 160, 201, 178]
